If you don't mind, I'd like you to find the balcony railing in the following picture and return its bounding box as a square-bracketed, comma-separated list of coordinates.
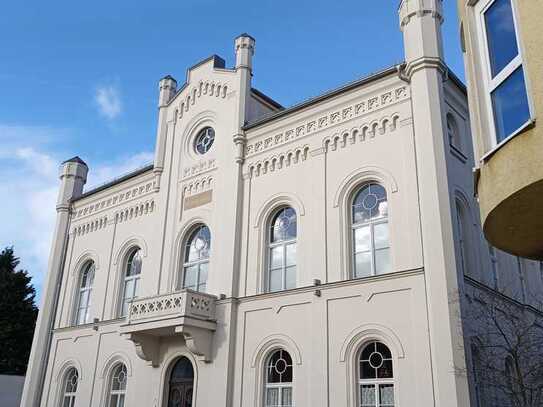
[121, 289, 217, 364]
[127, 290, 216, 323]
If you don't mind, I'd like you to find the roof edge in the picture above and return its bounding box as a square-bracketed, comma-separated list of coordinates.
[73, 164, 154, 203]
[243, 64, 401, 130]
[250, 88, 284, 110]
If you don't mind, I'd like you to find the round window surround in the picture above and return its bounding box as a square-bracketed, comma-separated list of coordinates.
[194, 127, 215, 155]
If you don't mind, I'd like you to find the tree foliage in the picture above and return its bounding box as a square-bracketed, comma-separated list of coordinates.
[0, 247, 38, 375]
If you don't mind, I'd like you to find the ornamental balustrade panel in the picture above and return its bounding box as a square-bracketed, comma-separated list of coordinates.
[127, 290, 216, 323]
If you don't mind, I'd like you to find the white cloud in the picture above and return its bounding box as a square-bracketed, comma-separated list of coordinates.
[0, 126, 152, 305]
[94, 84, 122, 120]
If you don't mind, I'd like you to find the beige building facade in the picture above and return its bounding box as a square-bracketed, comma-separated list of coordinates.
[21, 1, 543, 406]
[457, 0, 543, 259]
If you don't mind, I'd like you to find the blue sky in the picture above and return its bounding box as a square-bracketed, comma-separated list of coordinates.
[0, 0, 464, 300]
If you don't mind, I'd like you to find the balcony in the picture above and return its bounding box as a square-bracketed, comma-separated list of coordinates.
[120, 290, 217, 365]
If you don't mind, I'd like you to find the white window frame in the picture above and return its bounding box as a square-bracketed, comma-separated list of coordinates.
[263, 349, 294, 407]
[60, 367, 78, 407]
[181, 225, 210, 293]
[107, 363, 127, 407]
[357, 342, 396, 407]
[474, 0, 534, 157]
[120, 248, 142, 317]
[350, 185, 391, 279]
[265, 207, 297, 293]
[74, 262, 94, 325]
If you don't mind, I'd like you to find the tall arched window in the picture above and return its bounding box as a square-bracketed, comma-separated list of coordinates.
[264, 349, 293, 407]
[358, 341, 394, 407]
[75, 261, 95, 325]
[267, 207, 297, 292]
[181, 225, 210, 292]
[167, 357, 194, 407]
[352, 184, 391, 278]
[61, 367, 78, 407]
[455, 200, 473, 276]
[120, 248, 142, 317]
[107, 363, 127, 407]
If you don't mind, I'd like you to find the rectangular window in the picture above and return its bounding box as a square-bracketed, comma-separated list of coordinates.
[476, 0, 531, 149]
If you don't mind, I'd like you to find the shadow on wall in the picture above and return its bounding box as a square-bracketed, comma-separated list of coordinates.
[0, 375, 25, 407]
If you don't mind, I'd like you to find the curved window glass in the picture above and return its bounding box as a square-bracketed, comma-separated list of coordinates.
[108, 363, 127, 407]
[168, 357, 194, 407]
[75, 261, 95, 325]
[194, 127, 215, 155]
[120, 248, 142, 317]
[182, 225, 210, 292]
[267, 207, 297, 292]
[352, 184, 391, 278]
[265, 349, 293, 407]
[358, 341, 394, 407]
[61, 367, 78, 407]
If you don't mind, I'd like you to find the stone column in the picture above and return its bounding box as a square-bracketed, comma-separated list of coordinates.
[20, 157, 88, 407]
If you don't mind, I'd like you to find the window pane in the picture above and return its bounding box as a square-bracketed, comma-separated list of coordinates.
[285, 266, 296, 290]
[375, 248, 391, 275]
[379, 384, 395, 406]
[118, 395, 125, 407]
[285, 244, 296, 267]
[270, 246, 283, 269]
[491, 66, 530, 143]
[484, 0, 519, 77]
[266, 388, 279, 407]
[360, 360, 376, 379]
[377, 360, 394, 379]
[269, 268, 282, 292]
[282, 387, 292, 406]
[374, 223, 389, 250]
[355, 252, 372, 278]
[124, 280, 135, 300]
[183, 265, 198, 289]
[354, 226, 371, 252]
[63, 397, 72, 407]
[361, 385, 376, 406]
[199, 262, 208, 285]
[110, 395, 118, 407]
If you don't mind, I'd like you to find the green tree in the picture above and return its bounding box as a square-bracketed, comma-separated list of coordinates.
[0, 247, 38, 375]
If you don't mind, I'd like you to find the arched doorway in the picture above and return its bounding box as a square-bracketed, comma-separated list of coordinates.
[168, 357, 194, 407]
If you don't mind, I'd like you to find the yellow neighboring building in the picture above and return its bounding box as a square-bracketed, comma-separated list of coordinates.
[457, 0, 543, 259]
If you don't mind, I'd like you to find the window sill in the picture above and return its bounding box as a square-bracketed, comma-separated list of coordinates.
[480, 118, 536, 162]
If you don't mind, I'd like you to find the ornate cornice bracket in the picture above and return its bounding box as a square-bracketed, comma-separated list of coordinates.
[403, 57, 447, 81]
[175, 325, 214, 363]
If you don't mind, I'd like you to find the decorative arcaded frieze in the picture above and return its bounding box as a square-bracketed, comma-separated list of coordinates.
[115, 199, 155, 224]
[245, 85, 409, 157]
[72, 179, 156, 220]
[178, 79, 229, 119]
[247, 145, 310, 178]
[323, 113, 401, 151]
[73, 216, 108, 237]
[183, 175, 213, 197]
[182, 159, 216, 180]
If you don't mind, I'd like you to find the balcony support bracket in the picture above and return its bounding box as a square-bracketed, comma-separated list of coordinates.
[175, 325, 213, 363]
[125, 333, 160, 368]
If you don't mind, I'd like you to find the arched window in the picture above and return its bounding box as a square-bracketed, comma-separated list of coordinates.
[358, 341, 394, 407]
[75, 261, 95, 325]
[167, 357, 194, 407]
[267, 207, 297, 292]
[107, 363, 127, 407]
[447, 113, 462, 151]
[120, 248, 142, 316]
[264, 349, 293, 407]
[61, 367, 78, 407]
[351, 184, 391, 278]
[455, 200, 474, 276]
[181, 225, 210, 292]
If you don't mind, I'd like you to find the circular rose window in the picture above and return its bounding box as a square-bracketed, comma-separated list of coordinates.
[194, 127, 215, 155]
